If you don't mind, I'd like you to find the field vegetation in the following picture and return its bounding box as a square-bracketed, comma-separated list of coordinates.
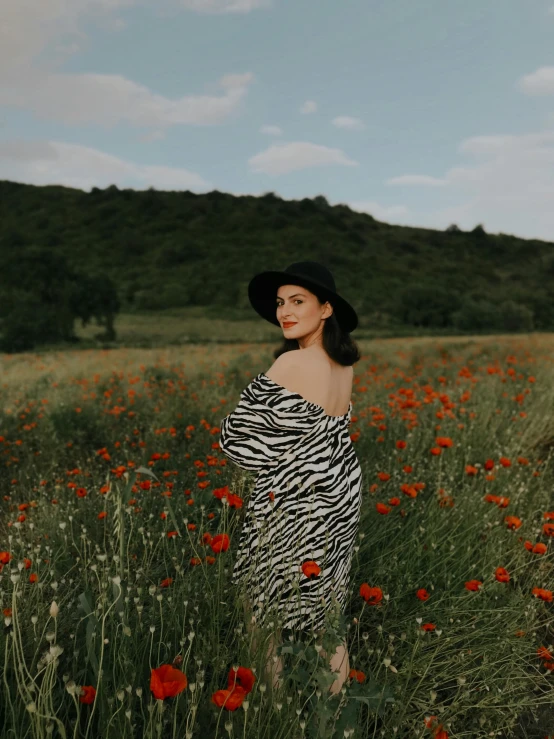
[1, 335, 554, 737]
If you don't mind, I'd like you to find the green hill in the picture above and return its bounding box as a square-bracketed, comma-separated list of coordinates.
[1, 179, 554, 331]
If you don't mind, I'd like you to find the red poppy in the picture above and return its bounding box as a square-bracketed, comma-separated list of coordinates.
[210, 534, 230, 553]
[416, 588, 430, 601]
[524, 539, 548, 554]
[226, 493, 243, 508]
[376, 503, 391, 515]
[495, 567, 510, 583]
[359, 583, 383, 605]
[301, 561, 321, 579]
[213, 486, 229, 501]
[79, 686, 96, 704]
[537, 646, 553, 661]
[532, 587, 553, 602]
[211, 686, 247, 711]
[150, 665, 188, 700]
[504, 516, 522, 530]
[227, 666, 256, 694]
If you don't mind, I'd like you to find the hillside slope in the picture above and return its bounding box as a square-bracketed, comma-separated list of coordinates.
[1, 180, 554, 328]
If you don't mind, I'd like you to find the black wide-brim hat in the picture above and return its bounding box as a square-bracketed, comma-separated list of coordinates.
[248, 261, 358, 334]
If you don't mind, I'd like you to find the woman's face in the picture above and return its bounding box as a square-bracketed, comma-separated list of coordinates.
[275, 283, 333, 346]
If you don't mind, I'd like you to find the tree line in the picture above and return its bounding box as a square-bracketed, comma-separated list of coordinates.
[1, 180, 553, 351]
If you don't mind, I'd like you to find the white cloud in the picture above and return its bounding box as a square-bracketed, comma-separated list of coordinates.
[248, 141, 358, 175]
[300, 100, 317, 114]
[260, 125, 283, 136]
[0, 1, 256, 129]
[331, 116, 365, 130]
[1, 71, 255, 128]
[387, 174, 447, 186]
[0, 0, 268, 81]
[219, 72, 254, 89]
[0, 0, 134, 81]
[517, 66, 554, 95]
[398, 129, 554, 239]
[457, 134, 518, 155]
[179, 0, 270, 11]
[548, 5, 554, 13]
[459, 130, 554, 156]
[0, 139, 212, 191]
[347, 200, 409, 224]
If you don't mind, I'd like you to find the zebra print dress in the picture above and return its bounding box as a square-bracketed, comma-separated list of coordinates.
[219, 372, 363, 633]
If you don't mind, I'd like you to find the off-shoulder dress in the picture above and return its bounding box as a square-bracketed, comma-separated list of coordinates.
[218, 372, 363, 633]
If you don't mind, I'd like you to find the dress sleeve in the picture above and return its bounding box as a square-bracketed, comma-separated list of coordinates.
[218, 380, 324, 472]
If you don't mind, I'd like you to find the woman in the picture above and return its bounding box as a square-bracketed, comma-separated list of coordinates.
[218, 261, 363, 695]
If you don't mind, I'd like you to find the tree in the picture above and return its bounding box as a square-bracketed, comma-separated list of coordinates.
[72, 273, 121, 341]
[471, 224, 487, 238]
[0, 247, 121, 351]
[396, 285, 461, 328]
[313, 194, 330, 209]
[497, 300, 534, 332]
[451, 297, 502, 331]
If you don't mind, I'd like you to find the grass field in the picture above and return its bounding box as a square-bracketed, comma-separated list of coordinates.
[1, 333, 554, 738]
[71, 307, 499, 348]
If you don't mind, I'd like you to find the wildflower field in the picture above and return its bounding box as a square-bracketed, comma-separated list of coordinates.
[1, 335, 554, 739]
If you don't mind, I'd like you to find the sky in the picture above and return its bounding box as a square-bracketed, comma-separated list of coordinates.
[1, 0, 554, 241]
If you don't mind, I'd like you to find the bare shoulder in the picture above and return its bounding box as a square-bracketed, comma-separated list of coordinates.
[265, 350, 344, 402]
[265, 350, 304, 388]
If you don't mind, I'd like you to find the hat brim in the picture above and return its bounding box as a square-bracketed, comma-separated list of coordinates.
[248, 271, 358, 333]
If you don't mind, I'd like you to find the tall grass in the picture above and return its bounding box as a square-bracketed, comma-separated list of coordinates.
[1, 335, 554, 738]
